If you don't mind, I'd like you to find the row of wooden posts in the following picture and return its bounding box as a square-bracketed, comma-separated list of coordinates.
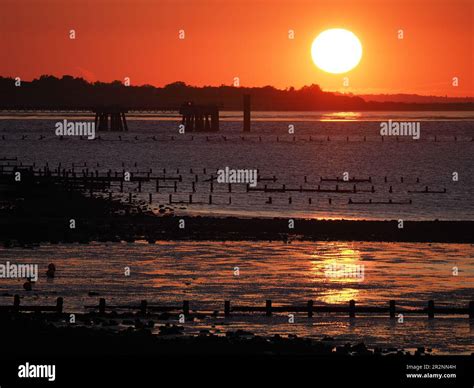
[2, 160, 439, 186]
[2, 296, 473, 319]
[3, 135, 473, 142]
[91, 299, 474, 319]
[1, 165, 443, 196]
[0, 164, 446, 209]
[2, 163, 443, 188]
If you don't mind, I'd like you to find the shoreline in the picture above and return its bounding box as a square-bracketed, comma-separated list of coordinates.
[0, 313, 458, 358]
[1, 171, 473, 245]
[3, 213, 474, 245]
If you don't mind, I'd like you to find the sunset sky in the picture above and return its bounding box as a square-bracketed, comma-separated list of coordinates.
[1, 0, 472, 96]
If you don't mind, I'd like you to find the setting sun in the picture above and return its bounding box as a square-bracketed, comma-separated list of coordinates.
[311, 28, 363, 74]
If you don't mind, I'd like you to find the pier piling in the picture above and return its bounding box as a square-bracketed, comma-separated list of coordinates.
[13, 294, 20, 313]
[428, 300, 435, 319]
[183, 300, 190, 316]
[349, 300, 356, 318]
[266, 300, 272, 316]
[140, 300, 147, 315]
[389, 300, 396, 318]
[99, 298, 106, 314]
[56, 297, 63, 314]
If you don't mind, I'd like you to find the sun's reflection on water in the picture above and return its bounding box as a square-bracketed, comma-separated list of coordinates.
[320, 111, 362, 121]
[311, 244, 365, 304]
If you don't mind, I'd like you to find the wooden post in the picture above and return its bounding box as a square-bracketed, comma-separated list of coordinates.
[183, 300, 190, 316]
[140, 300, 147, 315]
[349, 300, 356, 318]
[307, 300, 314, 318]
[99, 298, 106, 314]
[243, 94, 251, 132]
[56, 297, 63, 314]
[265, 300, 272, 316]
[389, 300, 396, 318]
[224, 300, 231, 317]
[469, 301, 474, 319]
[428, 300, 435, 319]
[13, 294, 20, 313]
[122, 112, 128, 131]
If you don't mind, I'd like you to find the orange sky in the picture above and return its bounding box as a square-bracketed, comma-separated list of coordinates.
[1, 0, 472, 96]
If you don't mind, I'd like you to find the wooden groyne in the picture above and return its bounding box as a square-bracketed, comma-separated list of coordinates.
[0, 160, 446, 201]
[0, 295, 63, 314]
[86, 298, 474, 318]
[3, 296, 472, 319]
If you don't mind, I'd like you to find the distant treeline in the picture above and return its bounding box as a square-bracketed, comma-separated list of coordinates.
[1, 75, 473, 111]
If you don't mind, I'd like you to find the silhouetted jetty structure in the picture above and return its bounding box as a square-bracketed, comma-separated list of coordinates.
[93, 105, 128, 132]
[179, 102, 219, 132]
[0, 101, 221, 132]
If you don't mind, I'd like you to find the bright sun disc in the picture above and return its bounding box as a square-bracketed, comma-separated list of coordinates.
[311, 29, 362, 74]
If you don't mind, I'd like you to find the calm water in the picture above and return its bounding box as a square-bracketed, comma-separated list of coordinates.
[1, 111, 473, 221]
[1, 112, 473, 354]
[0, 241, 473, 354]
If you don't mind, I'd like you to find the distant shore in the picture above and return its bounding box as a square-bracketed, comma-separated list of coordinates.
[2, 75, 474, 111]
